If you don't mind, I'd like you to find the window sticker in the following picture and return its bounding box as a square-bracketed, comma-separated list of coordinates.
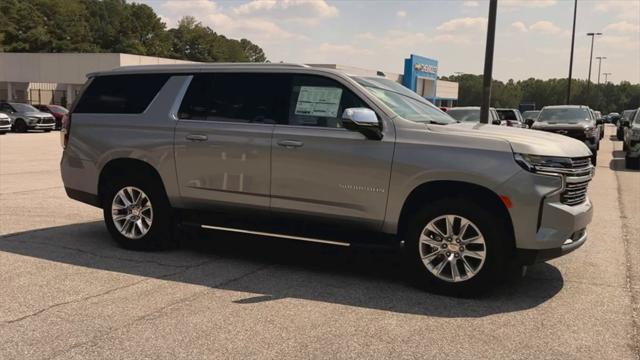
[294, 86, 343, 118]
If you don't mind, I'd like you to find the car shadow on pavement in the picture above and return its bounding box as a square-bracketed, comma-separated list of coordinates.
[0, 221, 564, 318]
[609, 150, 640, 172]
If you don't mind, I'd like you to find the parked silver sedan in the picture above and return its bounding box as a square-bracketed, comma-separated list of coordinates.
[0, 102, 55, 133]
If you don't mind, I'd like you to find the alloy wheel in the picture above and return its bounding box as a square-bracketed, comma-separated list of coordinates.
[419, 214, 487, 282]
[111, 186, 153, 239]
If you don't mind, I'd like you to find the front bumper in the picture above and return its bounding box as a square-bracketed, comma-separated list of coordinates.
[495, 169, 594, 258]
[30, 122, 55, 130]
[516, 228, 587, 264]
[0, 124, 10, 132]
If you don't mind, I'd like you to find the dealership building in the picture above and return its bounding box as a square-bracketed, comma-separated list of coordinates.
[0, 52, 457, 108]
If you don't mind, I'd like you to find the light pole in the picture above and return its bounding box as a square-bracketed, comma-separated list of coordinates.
[480, 0, 497, 124]
[603, 72, 612, 83]
[586, 32, 602, 91]
[566, 0, 577, 104]
[596, 56, 606, 84]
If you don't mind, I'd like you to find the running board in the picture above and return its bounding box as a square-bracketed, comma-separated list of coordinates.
[200, 224, 351, 247]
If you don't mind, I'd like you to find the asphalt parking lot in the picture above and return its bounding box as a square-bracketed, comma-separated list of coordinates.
[1, 125, 639, 359]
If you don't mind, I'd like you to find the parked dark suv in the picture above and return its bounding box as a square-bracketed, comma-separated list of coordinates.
[60, 64, 594, 295]
[531, 105, 601, 165]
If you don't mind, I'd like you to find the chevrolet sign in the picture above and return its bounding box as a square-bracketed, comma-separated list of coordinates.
[414, 63, 438, 75]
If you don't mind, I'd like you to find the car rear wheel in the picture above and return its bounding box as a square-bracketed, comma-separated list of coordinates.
[404, 197, 511, 297]
[14, 119, 27, 133]
[102, 175, 175, 251]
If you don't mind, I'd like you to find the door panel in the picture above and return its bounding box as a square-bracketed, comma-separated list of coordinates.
[271, 126, 394, 226]
[175, 121, 273, 208]
[173, 72, 289, 209]
[270, 74, 394, 228]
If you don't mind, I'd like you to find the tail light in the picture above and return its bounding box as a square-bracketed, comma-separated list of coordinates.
[61, 113, 71, 148]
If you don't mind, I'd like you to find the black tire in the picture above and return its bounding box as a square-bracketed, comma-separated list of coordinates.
[0, 131, 6, 135]
[102, 174, 176, 251]
[403, 197, 513, 297]
[14, 119, 28, 133]
[44, 129, 51, 133]
[623, 142, 628, 151]
[591, 154, 597, 166]
[617, 129, 624, 141]
[626, 156, 640, 170]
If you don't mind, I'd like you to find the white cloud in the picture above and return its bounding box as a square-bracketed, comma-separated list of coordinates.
[593, 1, 640, 20]
[501, 0, 557, 8]
[463, 1, 479, 7]
[159, 0, 310, 41]
[511, 21, 528, 33]
[436, 17, 487, 32]
[396, 10, 407, 18]
[529, 20, 563, 35]
[232, 0, 338, 20]
[604, 21, 640, 34]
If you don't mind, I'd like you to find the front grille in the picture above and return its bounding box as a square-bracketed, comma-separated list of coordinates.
[0, 119, 9, 126]
[559, 156, 592, 206]
[38, 117, 54, 124]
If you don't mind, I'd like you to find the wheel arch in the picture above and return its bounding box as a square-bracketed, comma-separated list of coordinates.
[97, 158, 168, 208]
[396, 180, 515, 247]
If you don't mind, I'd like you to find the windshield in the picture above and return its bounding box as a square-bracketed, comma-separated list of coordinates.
[10, 103, 39, 113]
[623, 110, 635, 120]
[352, 77, 456, 124]
[634, 111, 640, 124]
[538, 108, 591, 123]
[447, 108, 480, 122]
[49, 105, 68, 114]
[522, 111, 539, 120]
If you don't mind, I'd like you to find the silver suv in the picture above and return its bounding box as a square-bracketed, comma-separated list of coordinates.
[61, 64, 594, 295]
[0, 102, 56, 132]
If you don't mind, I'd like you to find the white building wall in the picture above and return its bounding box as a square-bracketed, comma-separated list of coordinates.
[436, 80, 459, 100]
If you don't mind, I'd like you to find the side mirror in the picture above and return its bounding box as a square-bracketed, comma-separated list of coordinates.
[341, 108, 382, 140]
[491, 119, 502, 125]
[622, 120, 631, 127]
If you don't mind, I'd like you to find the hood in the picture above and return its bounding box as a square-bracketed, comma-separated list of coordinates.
[531, 121, 592, 129]
[21, 111, 53, 118]
[429, 122, 592, 158]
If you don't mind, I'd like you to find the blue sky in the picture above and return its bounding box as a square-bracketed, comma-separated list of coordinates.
[139, 0, 640, 83]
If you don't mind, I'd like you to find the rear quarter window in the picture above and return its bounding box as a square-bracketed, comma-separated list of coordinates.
[74, 74, 170, 114]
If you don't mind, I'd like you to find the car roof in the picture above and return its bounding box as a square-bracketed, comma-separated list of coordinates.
[88, 63, 327, 77]
[542, 105, 589, 109]
[495, 108, 517, 111]
[448, 107, 496, 110]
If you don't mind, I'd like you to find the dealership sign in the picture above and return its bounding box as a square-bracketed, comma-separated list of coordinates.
[414, 63, 438, 75]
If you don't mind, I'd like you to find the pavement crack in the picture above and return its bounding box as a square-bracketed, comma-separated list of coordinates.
[47, 263, 273, 359]
[0, 236, 205, 269]
[3, 259, 214, 325]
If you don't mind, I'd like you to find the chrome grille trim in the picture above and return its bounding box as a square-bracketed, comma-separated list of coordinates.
[558, 157, 593, 206]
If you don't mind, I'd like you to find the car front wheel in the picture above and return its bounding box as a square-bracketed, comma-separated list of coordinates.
[404, 197, 511, 296]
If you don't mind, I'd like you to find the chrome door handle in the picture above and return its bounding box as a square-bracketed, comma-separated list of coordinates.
[277, 140, 304, 148]
[186, 134, 208, 141]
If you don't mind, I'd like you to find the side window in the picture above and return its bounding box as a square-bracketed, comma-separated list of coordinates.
[288, 75, 369, 128]
[178, 73, 290, 124]
[0, 103, 12, 112]
[74, 74, 170, 114]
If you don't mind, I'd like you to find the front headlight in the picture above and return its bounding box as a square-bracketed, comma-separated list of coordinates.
[514, 153, 573, 173]
[584, 127, 597, 137]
